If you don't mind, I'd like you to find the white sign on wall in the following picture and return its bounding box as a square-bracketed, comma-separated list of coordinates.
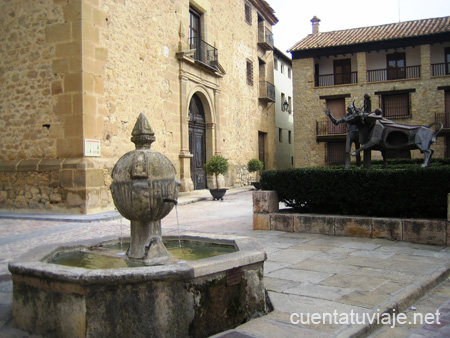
[84, 139, 101, 157]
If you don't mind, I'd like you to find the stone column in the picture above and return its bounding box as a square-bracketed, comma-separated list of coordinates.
[356, 52, 367, 85]
[178, 75, 194, 192]
[420, 44, 431, 80]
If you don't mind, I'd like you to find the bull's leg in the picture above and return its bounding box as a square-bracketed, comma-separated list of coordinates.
[381, 151, 387, 168]
[422, 149, 434, 167]
[363, 149, 371, 169]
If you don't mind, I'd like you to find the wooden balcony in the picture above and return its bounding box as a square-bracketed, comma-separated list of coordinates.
[431, 63, 450, 77]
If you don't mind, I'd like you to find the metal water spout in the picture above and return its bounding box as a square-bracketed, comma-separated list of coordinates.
[110, 113, 180, 264]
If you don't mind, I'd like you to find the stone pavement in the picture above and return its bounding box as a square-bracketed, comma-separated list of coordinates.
[1, 188, 450, 337]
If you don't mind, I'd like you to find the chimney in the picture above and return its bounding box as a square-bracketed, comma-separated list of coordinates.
[311, 16, 321, 34]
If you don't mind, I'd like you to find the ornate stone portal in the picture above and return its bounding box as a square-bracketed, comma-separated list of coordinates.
[110, 113, 179, 263]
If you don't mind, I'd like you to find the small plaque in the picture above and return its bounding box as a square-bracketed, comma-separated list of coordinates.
[84, 139, 101, 157]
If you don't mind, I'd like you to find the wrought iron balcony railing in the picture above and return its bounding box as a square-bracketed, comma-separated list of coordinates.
[257, 24, 274, 51]
[316, 120, 347, 142]
[259, 81, 275, 102]
[188, 37, 218, 70]
[314, 72, 358, 87]
[367, 66, 421, 82]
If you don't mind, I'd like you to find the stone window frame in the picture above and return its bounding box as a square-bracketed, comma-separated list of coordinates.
[246, 59, 253, 86]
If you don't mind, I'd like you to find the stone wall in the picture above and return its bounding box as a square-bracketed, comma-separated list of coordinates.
[253, 191, 450, 246]
[0, 0, 277, 213]
[0, 159, 114, 214]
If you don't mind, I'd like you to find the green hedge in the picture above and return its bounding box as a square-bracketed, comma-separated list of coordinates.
[260, 164, 450, 219]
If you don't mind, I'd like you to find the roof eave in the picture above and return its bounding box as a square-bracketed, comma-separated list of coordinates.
[291, 32, 450, 60]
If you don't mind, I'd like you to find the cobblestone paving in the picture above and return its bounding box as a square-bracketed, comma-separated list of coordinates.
[1, 189, 450, 338]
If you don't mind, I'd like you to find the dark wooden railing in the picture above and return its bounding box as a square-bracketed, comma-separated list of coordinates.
[431, 63, 450, 77]
[259, 81, 275, 102]
[189, 37, 218, 70]
[367, 66, 421, 82]
[314, 72, 357, 87]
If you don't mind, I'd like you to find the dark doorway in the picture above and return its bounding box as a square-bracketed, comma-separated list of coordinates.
[258, 131, 266, 169]
[189, 94, 207, 190]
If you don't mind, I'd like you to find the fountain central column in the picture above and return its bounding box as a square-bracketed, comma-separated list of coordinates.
[110, 113, 179, 264]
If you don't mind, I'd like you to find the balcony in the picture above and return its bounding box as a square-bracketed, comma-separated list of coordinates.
[188, 37, 218, 71]
[316, 121, 347, 141]
[259, 81, 275, 102]
[314, 72, 357, 87]
[436, 113, 450, 135]
[257, 24, 274, 51]
[431, 63, 450, 77]
[367, 66, 421, 82]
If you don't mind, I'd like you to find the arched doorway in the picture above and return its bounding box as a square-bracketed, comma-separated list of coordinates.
[189, 94, 207, 190]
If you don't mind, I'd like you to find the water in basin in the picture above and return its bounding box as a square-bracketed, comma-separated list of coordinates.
[48, 240, 236, 269]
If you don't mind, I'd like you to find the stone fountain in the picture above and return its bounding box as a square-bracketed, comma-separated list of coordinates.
[110, 112, 178, 264]
[8, 113, 269, 338]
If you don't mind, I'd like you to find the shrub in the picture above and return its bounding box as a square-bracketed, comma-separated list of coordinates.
[205, 155, 229, 188]
[247, 159, 264, 173]
[260, 165, 450, 219]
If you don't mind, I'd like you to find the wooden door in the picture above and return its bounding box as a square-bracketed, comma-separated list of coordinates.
[333, 59, 351, 85]
[326, 98, 346, 134]
[189, 94, 206, 190]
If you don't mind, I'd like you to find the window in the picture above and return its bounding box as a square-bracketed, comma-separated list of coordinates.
[288, 67, 291, 79]
[288, 130, 292, 144]
[334, 59, 351, 85]
[327, 142, 346, 166]
[274, 58, 278, 71]
[281, 93, 286, 111]
[288, 96, 292, 113]
[189, 8, 201, 40]
[387, 52, 406, 80]
[382, 93, 410, 118]
[245, 2, 252, 25]
[279, 128, 282, 142]
[280, 64, 284, 74]
[246, 59, 253, 85]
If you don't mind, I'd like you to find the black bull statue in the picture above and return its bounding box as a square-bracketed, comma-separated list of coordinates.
[325, 104, 443, 168]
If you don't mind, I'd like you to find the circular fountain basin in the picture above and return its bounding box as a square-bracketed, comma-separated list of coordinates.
[9, 233, 268, 338]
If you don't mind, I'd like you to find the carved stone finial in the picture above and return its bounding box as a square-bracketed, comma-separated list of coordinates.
[131, 113, 155, 149]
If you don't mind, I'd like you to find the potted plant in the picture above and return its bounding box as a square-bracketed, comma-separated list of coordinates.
[205, 155, 229, 200]
[247, 158, 264, 190]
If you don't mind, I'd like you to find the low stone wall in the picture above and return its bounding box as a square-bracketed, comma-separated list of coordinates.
[0, 158, 114, 214]
[253, 191, 450, 246]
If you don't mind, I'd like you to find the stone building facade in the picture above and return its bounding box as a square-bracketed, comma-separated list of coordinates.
[289, 16, 450, 167]
[0, 0, 277, 214]
[273, 47, 294, 169]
